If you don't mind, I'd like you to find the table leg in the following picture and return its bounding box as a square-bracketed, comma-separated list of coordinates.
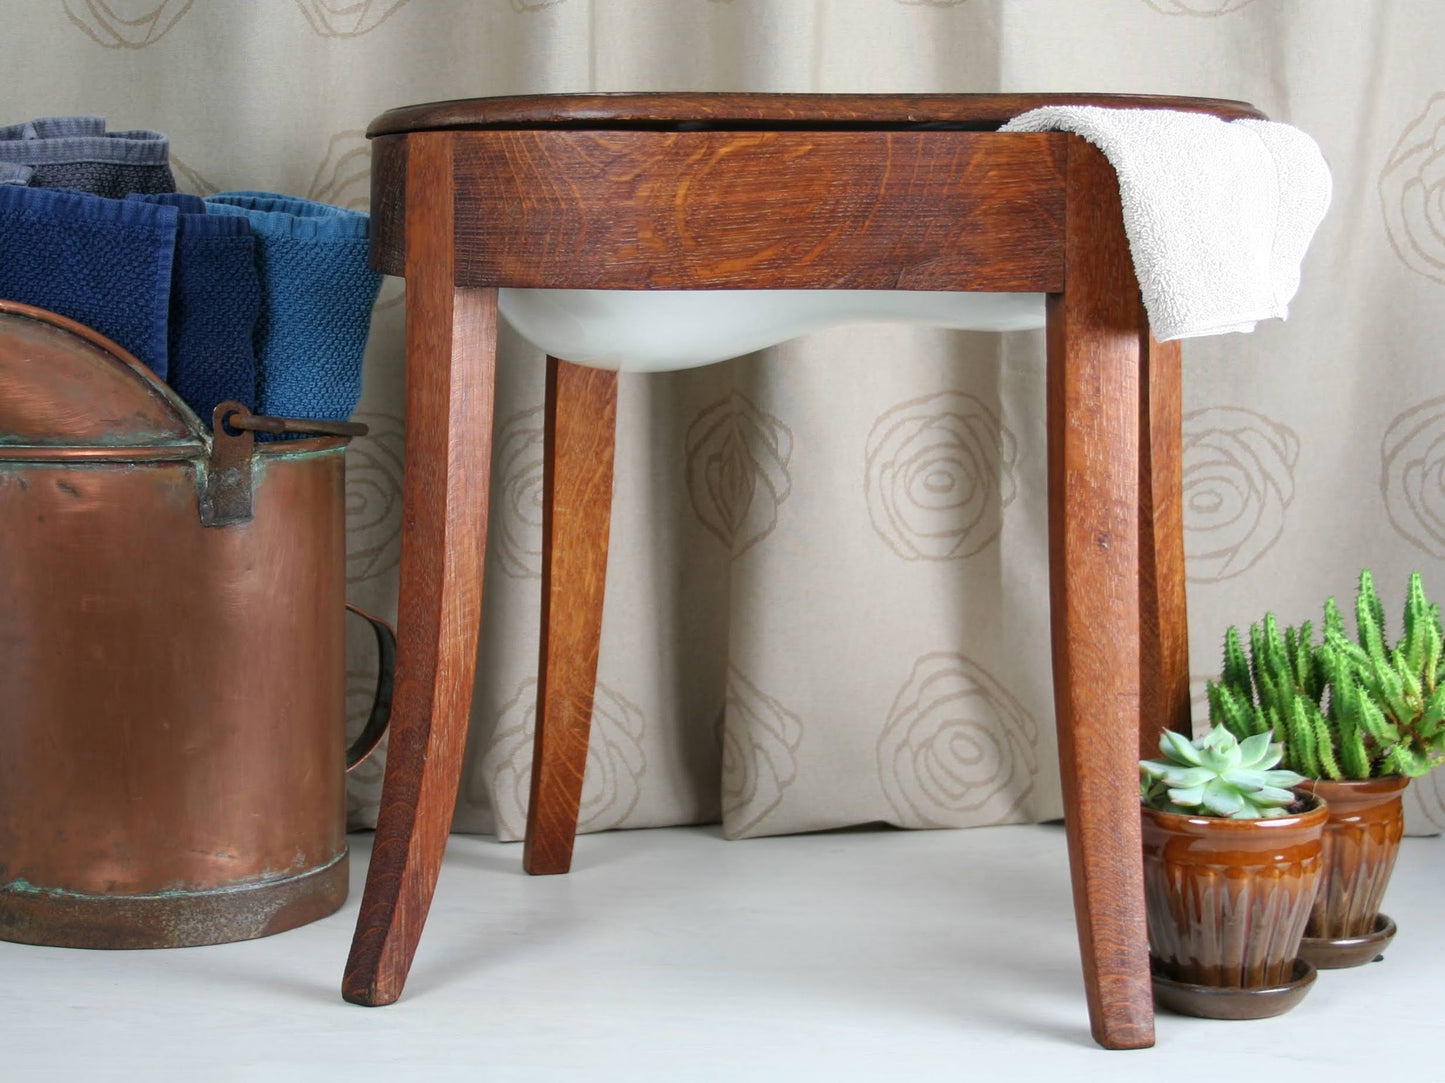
[344, 133, 498, 1006]
[1138, 333, 1191, 760]
[524, 358, 619, 875]
[1045, 137, 1155, 1050]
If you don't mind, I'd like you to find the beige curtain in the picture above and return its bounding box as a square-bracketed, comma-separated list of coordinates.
[8, 0, 1444, 838]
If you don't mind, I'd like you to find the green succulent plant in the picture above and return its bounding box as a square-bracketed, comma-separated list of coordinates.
[1207, 570, 1445, 780]
[1140, 725, 1306, 819]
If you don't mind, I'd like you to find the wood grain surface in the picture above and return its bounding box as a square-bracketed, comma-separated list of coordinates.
[523, 358, 619, 876]
[343, 133, 499, 1007]
[1044, 137, 1154, 1050]
[368, 91, 1265, 137]
[1138, 335, 1191, 759]
[445, 131, 1065, 291]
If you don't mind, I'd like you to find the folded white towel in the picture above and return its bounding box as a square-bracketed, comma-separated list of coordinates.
[1000, 106, 1331, 342]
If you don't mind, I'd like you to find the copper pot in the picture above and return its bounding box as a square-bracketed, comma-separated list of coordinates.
[1298, 776, 1407, 940]
[1141, 796, 1327, 989]
[0, 301, 391, 949]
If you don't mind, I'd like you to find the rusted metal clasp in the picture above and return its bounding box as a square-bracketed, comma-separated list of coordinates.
[200, 402, 368, 527]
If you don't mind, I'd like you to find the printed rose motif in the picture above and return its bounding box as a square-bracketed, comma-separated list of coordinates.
[1404, 768, 1445, 837]
[294, 0, 410, 37]
[306, 130, 371, 212]
[721, 666, 803, 838]
[345, 412, 405, 584]
[878, 653, 1039, 828]
[1380, 94, 1445, 284]
[685, 391, 793, 556]
[473, 679, 648, 842]
[1182, 406, 1299, 581]
[344, 667, 386, 827]
[493, 406, 546, 579]
[168, 156, 218, 197]
[1380, 396, 1445, 556]
[1143, 0, 1256, 14]
[865, 390, 1017, 561]
[62, 0, 194, 47]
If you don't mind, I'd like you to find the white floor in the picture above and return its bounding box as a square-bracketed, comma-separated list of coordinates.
[4, 824, 1442, 1082]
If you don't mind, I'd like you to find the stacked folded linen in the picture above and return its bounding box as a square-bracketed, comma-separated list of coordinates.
[0, 116, 174, 198]
[207, 193, 381, 423]
[0, 184, 177, 375]
[130, 192, 261, 418]
[0, 117, 378, 427]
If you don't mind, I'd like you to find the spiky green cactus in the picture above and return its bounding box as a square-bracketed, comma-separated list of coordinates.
[1141, 725, 1306, 818]
[1207, 570, 1445, 780]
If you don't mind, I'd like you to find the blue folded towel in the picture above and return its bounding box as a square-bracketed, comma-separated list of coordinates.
[205, 192, 380, 422]
[0, 184, 176, 376]
[0, 162, 32, 185]
[129, 193, 261, 421]
[0, 116, 175, 198]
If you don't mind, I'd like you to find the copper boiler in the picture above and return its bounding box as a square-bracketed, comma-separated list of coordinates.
[0, 300, 390, 949]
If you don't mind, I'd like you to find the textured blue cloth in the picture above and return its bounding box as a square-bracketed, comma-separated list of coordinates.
[206, 192, 380, 422]
[0, 184, 176, 376]
[129, 192, 261, 422]
[0, 116, 175, 198]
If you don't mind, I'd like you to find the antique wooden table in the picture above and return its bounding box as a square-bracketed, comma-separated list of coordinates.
[344, 92, 1264, 1049]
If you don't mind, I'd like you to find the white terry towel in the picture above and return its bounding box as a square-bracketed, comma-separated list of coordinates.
[1000, 106, 1332, 342]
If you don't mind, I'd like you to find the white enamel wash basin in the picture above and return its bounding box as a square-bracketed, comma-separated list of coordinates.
[498, 289, 1047, 372]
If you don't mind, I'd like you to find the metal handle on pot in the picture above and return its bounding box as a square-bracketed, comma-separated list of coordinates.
[345, 604, 396, 771]
[202, 403, 369, 527]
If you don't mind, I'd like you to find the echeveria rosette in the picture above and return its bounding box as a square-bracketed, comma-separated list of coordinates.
[1141, 726, 1307, 819]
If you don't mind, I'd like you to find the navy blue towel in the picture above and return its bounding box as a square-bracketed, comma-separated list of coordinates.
[128, 193, 261, 422]
[206, 192, 380, 422]
[0, 116, 175, 198]
[0, 184, 176, 376]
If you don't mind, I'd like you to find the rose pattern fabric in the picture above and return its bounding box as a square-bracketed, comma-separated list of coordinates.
[1380, 93, 1445, 284]
[493, 405, 547, 579]
[294, 0, 411, 37]
[474, 678, 648, 842]
[345, 412, 405, 585]
[1381, 396, 1445, 556]
[306, 130, 372, 211]
[63, 0, 194, 47]
[685, 391, 793, 557]
[1182, 406, 1299, 581]
[1143, 0, 1256, 14]
[15, 0, 1430, 855]
[721, 666, 803, 838]
[864, 390, 1017, 561]
[168, 156, 218, 197]
[877, 653, 1039, 828]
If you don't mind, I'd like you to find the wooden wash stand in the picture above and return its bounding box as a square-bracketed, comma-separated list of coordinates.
[343, 92, 1265, 1049]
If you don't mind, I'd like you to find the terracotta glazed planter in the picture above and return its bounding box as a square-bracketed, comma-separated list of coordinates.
[1141, 796, 1328, 1019]
[1296, 776, 1408, 968]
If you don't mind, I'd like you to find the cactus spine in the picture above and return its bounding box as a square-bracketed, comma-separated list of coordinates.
[1207, 570, 1445, 780]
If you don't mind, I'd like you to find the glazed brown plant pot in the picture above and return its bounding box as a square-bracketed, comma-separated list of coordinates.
[1141, 796, 1327, 1007]
[1296, 776, 1407, 968]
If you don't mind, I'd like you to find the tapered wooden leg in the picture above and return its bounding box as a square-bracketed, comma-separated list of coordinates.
[1138, 333, 1190, 760]
[523, 357, 619, 875]
[343, 133, 498, 1006]
[1045, 137, 1154, 1050]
